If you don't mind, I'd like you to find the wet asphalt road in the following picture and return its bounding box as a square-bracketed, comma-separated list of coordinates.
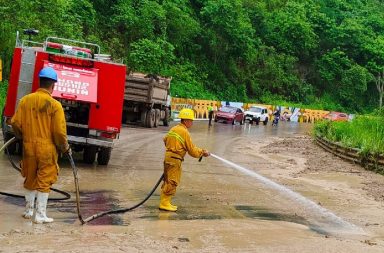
[1, 120, 383, 252]
[0, 120, 311, 228]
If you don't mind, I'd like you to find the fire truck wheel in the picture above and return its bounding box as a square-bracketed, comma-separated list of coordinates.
[83, 146, 97, 164]
[163, 108, 170, 126]
[145, 109, 155, 128]
[97, 147, 112, 165]
[154, 109, 161, 127]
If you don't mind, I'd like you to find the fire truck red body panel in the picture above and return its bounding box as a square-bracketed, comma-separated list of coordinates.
[89, 61, 126, 133]
[5, 50, 126, 134]
[4, 48, 23, 117]
[3, 36, 126, 165]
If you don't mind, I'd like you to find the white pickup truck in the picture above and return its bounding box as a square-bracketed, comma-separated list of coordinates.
[244, 106, 269, 125]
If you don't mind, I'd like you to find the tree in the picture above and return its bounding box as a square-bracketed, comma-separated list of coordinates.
[127, 38, 175, 74]
[364, 34, 384, 109]
[1, 0, 384, 111]
[68, 0, 97, 38]
[163, 0, 202, 58]
[317, 49, 370, 109]
[263, 1, 318, 61]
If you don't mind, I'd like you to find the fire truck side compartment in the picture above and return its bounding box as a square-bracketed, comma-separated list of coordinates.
[89, 61, 126, 133]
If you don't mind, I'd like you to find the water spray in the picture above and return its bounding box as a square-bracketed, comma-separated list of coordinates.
[210, 153, 364, 234]
[0, 136, 365, 232]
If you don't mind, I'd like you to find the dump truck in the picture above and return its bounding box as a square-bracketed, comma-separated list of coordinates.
[123, 72, 171, 128]
[2, 32, 126, 165]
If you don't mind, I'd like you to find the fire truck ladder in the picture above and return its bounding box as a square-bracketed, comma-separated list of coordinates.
[16, 47, 36, 104]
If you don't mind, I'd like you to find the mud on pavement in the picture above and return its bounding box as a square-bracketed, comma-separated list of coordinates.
[1, 122, 384, 252]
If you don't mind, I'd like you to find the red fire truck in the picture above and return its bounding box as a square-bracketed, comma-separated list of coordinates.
[2, 33, 126, 165]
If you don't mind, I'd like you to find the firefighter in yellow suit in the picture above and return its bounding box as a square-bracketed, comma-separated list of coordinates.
[159, 108, 210, 211]
[10, 67, 70, 224]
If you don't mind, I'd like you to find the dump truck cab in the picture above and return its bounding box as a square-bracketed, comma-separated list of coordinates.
[2, 33, 126, 165]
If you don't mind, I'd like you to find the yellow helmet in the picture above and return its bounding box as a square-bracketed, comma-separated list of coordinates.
[179, 108, 195, 120]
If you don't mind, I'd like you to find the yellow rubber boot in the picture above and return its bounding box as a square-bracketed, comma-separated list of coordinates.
[159, 192, 177, 211]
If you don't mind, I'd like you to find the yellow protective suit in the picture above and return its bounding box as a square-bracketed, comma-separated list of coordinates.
[162, 123, 204, 196]
[10, 88, 69, 193]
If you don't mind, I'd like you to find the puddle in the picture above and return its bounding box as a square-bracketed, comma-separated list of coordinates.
[51, 190, 127, 226]
[1, 195, 24, 206]
[234, 205, 332, 235]
[140, 210, 223, 221]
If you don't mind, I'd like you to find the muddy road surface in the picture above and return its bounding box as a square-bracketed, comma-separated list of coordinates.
[1, 121, 384, 252]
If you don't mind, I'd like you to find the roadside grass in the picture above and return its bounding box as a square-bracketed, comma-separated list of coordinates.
[314, 116, 384, 156]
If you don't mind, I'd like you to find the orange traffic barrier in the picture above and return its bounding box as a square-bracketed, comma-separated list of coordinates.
[170, 97, 331, 122]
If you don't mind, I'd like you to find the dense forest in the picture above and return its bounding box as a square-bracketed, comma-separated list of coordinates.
[1, 0, 384, 113]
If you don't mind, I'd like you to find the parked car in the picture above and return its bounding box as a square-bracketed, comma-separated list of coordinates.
[244, 106, 269, 125]
[214, 106, 244, 125]
[322, 112, 349, 122]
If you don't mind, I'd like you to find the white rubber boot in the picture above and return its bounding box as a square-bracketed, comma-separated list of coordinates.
[22, 190, 36, 219]
[34, 192, 54, 224]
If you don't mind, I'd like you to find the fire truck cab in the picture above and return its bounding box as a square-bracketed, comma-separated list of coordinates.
[2, 33, 126, 165]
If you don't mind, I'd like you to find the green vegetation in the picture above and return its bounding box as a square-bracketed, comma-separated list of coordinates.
[0, 81, 8, 114]
[314, 114, 384, 156]
[1, 0, 384, 113]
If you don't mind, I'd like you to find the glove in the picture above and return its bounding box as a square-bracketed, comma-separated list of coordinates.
[202, 149, 210, 157]
[63, 147, 72, 156]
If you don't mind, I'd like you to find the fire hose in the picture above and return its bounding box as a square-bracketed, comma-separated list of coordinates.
[76, 155, 199, 223]
[67, 152, 164, 224]
[0, 137, 70, 200]
[0, 137, 165, 224]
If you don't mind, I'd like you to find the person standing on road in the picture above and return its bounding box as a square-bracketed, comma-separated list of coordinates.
[208, 103, 214, 126]
[272, 109, 281, 126]
[159, 108, 210, 211]
[10, 67, 71, 224]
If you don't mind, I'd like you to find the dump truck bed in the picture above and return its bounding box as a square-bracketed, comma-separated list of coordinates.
[124, 72, 170, 105]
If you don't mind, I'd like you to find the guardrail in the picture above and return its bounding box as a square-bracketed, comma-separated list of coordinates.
[315, 136, 384, 174]
[171, 97, 332, 123]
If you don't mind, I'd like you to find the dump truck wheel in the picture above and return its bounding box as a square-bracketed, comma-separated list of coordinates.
[154, 109, 161, 127]
[140, 111, 147, 127]
[146, 109, 155, 128]
[122, 111, 127, 124]
[163, 108, 170, 126]
[97, 147, 111, 165]
[83, 146, 97, 164]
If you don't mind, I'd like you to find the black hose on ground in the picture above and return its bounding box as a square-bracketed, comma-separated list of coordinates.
[1, 136, 165, 224]
[66, 152, 165, 224]
[0, 137, 70, 201]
